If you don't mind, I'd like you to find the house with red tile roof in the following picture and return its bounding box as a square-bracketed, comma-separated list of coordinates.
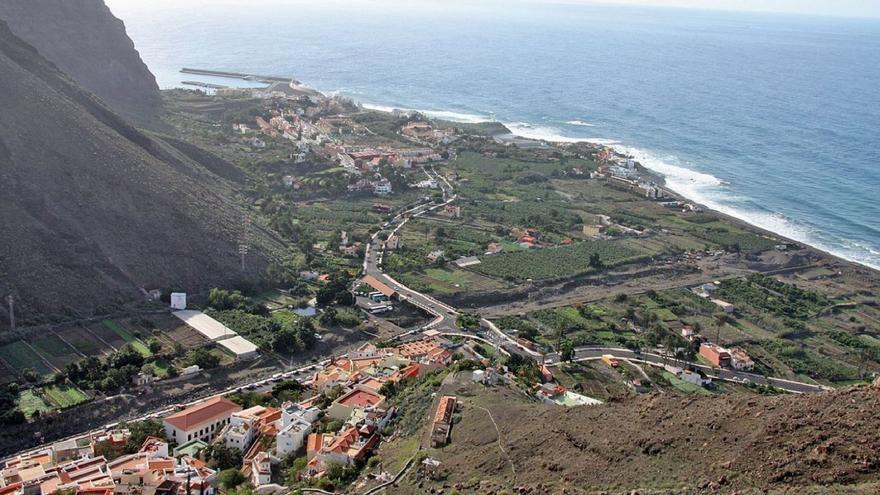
[326, 386, 386, 421]
[430, 396, 457, 447]
[305, 427, 380, 478]
[163, 396, 241, 445]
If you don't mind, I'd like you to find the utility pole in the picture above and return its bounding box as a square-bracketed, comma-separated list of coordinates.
[239, 213, 251, 272]
[7, 294, 14, 332]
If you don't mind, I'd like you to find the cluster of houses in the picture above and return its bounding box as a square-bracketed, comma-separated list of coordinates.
[336, 147, 442, 175]
[2, 335, 460, 495]
[699, 342, 755, 371]
[1, 432, 217, 495]
[400, 121, 455, 145]
[0, 330, 461, 494]
[590, 149, 666, 200]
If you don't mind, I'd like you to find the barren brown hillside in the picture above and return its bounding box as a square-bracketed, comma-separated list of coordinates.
[390, 376, 880, 495]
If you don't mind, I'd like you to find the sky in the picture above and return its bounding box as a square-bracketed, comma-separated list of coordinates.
[105, 0, 880, 19]
[581, 0, 880, 18]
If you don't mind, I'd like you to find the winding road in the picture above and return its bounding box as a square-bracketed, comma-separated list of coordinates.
[359, 167, 830, 395]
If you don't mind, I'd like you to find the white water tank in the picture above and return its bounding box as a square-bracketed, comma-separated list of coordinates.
[472, 370, 485, 383]
[170, 292, 187, 310]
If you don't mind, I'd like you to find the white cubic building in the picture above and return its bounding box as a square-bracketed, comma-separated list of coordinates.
[170, 292, 187, 310]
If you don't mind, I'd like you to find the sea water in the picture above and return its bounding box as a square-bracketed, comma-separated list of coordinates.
[108, 0, 880, 269]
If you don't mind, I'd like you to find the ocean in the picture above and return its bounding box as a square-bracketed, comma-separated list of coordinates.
[106, 0, 880, 270]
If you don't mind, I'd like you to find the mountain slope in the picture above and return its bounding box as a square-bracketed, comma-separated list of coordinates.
[0, 0, 162, 128]
[0, 19, 284, 325]
[388, 375, 880, 494]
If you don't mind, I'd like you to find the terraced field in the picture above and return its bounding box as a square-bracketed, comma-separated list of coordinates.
[31, 334, 81, 369]
[0, 340, 53, 375]
[100, 320, 151, 357]
[59, 327, 113, 356]
[42, 384, 89, 409]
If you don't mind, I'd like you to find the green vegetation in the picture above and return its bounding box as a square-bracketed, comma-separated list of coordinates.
[475, 240, 644, 281]
[660, 371, 711, 395]
[61, 344, 148, 392]
[17, 389, 51, 418]
[102, 320, 152, 357]
[716, 274, 830, 319]
[41, 384, 88, 409]
[0, 341, 52, 375]
[205, 287, 320, 354]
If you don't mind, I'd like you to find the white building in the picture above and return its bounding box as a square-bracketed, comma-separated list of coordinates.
[251, 452, 272, 486]
[217, 412, 257, 452]
[170, 292, 187, 310]
[678, 369, 711, 386]
[163, 396, 241, 445]
[281, 402, 321, 428]
[373, 180, 393, 195]
[711, 299, 735, 314]
[276, 419, 312, 457]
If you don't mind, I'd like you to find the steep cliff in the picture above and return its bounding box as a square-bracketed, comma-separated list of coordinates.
[0, 0, 162, 127]
[0, 19, 284, 325]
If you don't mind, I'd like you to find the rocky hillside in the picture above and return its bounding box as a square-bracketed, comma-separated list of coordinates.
[0, 19, 285, 326]
[0, 0, 162, 127]
[389, 375, 880, 494]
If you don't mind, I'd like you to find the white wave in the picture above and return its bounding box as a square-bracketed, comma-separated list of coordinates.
[610, 144, 880, 270]
[566, 120, 595, 127]
[505, 122, 600, 143]
[360, 103, 489, 124]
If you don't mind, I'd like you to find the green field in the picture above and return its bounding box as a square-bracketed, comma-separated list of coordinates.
[0, 341, 53, 375]
[42, 384, 89, 409]
[420, 267, 507, 294]
[18, 389, 52, 417]
[475, 239, 645, 281]
[102, 320, 152, 357]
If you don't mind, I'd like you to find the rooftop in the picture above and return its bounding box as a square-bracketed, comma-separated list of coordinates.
[336, 389, 384, 409]
[360, 275, 396, 297]
[164, 396, 241, 432]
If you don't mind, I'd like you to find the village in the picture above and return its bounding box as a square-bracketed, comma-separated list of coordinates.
[2, 70, 879, 494]
[0, 318, 622, 495]
[0, 331, 460, 494]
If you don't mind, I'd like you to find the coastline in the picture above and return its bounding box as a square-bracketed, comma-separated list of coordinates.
[172, 70, 879, 274]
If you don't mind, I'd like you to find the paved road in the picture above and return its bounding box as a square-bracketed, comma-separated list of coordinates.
[362, 167, 460, 333]
[357, 167, 830, 396]
[542, 347, 829, 394]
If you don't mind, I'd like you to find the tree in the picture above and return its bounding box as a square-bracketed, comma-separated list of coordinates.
[324, 419, 344, 433]
[559, 340, 574, 363]
[272, 329, 300, 354]
[22, 368, 40, 383]
[206, 445, 244, 471]
[123, 419, 165, 454]
[0, 384, 25, 426]
[217, 468, 246, 489]
[184, 347, 220, 369]
[147, 339, 162, 355]
[588, 253, 603, 269]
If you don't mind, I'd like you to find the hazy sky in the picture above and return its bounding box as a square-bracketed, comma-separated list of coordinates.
[581, 0, 880, 18]
[105, 0, 880, 19]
